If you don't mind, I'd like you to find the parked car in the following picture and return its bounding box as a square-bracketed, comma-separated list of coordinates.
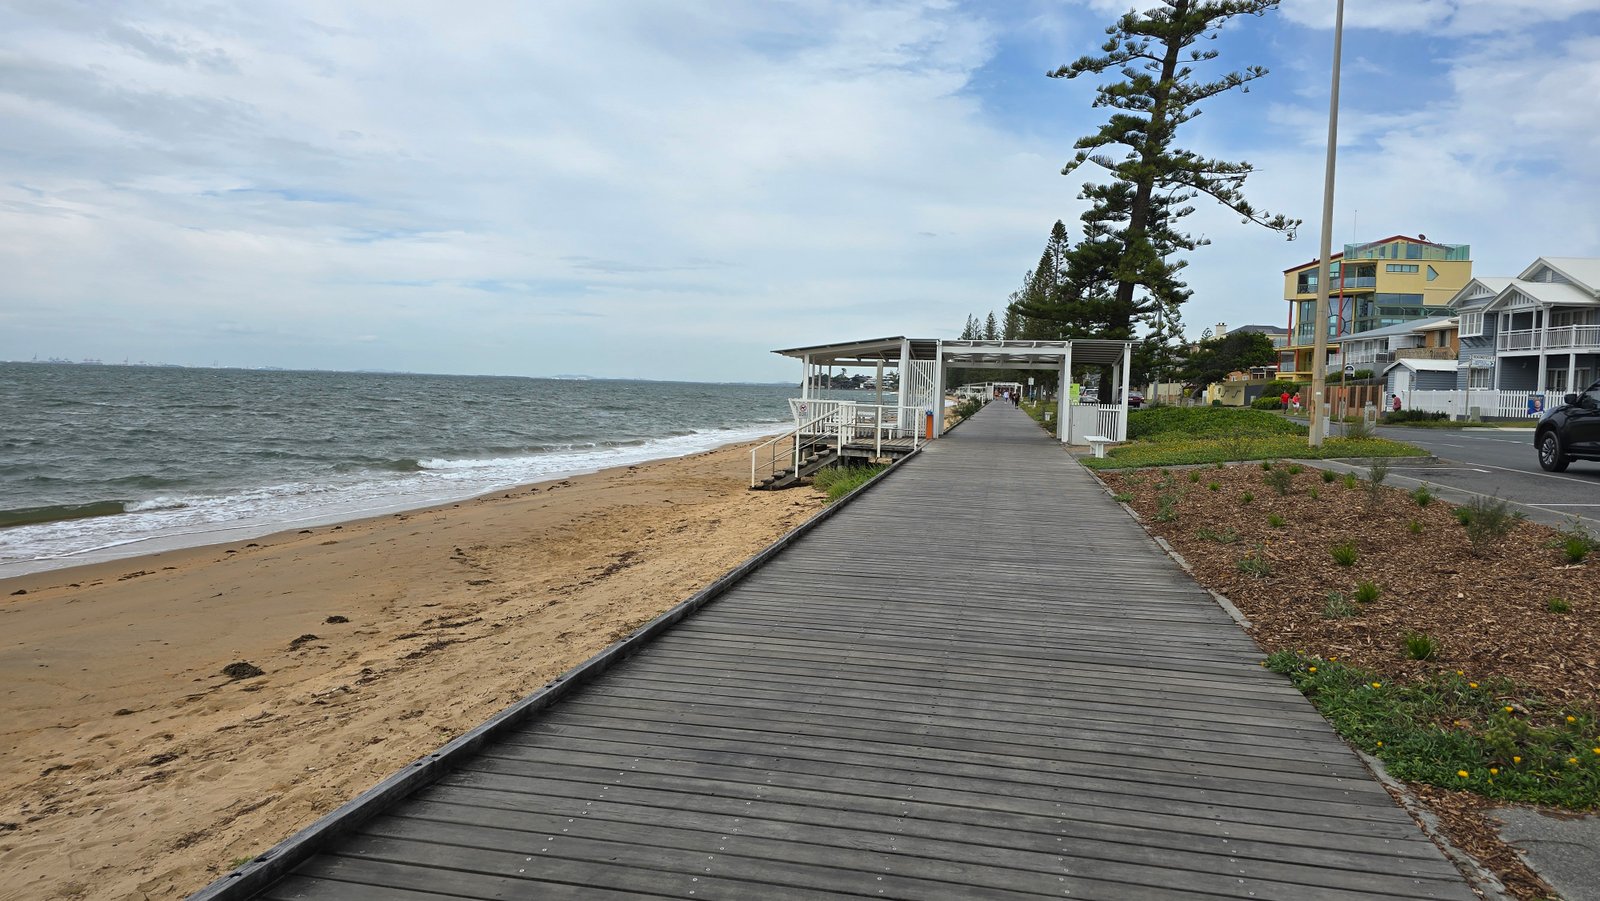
[1078, 389, 1099, 404]
[1128, 390, 1145, 408]
[1534, 381, 1600, 472]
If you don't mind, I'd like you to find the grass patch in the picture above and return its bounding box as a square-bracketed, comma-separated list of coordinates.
[1266, 652, 1600, 808]
[1320, 469, 1337, 483]
[811, 464, 886, 502]
[1330, 541, 1359, 566]
[1082, 435, 1425, 470]
[1267, 513, 1285, 528]
[1126, 406, 1305, 442]
[1549, 597, 1572, 614]
[1354, 580, 1380, 603]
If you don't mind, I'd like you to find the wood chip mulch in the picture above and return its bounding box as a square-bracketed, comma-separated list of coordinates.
[1099, 462, 1598, 900]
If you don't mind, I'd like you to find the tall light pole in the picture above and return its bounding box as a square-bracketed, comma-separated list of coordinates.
[1308, 0, 1345, 447]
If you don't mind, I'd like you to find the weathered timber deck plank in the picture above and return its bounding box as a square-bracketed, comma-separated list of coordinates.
[241, 403, 1474, 900]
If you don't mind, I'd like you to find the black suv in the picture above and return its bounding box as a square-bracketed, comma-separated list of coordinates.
[1535, 380, 1600, 472]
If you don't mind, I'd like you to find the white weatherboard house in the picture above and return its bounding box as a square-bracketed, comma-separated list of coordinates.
[749, 337, 1136, 487]
[1462, 257, 1600, 393]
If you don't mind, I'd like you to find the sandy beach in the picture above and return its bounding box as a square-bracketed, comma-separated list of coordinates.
[0, 440, 826, 900]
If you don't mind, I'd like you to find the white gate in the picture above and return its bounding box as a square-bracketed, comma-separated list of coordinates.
[900, 360, 940, 431]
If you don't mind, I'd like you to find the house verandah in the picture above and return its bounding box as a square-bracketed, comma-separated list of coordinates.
[750, 336, 1136, 488]
[1471, 257, 1600, 394]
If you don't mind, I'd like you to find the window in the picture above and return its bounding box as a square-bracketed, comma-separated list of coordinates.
[1386, 264, 1419, 273]
[1459, 312, 1483, 337]
[1426, 265, 1438, 281]
[1468, 367, 1493, 389]
[1550, 370, 1568, 392]
[1405, 243, 1422, 259]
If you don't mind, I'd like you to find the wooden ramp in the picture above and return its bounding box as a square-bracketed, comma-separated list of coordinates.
[233, 404, 1474, 900]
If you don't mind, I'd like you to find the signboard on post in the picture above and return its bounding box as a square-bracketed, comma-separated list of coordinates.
[1343, 363, 1355, 378]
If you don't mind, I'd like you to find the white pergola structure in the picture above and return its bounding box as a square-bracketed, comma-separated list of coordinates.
[773, 336, 1137, 443]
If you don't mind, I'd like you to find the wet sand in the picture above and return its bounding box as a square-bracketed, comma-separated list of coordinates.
[0, 440, 826, 900]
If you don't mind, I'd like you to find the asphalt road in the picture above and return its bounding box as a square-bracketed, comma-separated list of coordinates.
[1320, 423, 1600, 531]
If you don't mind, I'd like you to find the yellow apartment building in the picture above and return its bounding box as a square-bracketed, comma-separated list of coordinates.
[1280, 235, 1472, 381]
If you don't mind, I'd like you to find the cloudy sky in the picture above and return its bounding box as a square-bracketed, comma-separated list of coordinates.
[3, 1, 1597, 381]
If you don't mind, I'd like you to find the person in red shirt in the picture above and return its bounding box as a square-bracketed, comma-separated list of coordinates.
[1280, 390, 1290, 409]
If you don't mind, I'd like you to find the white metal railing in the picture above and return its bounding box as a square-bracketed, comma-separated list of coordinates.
[1496, 326, 1600, 352]
[751, 407, 848, 488]
[754, 402, 926, 487]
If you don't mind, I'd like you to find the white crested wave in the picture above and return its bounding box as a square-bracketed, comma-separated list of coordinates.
[0, 422, 785, 578]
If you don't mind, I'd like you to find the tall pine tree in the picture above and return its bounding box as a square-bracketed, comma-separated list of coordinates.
[1031, 0, 1299, 384]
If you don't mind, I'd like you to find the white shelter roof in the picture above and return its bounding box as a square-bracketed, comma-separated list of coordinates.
[772, 337, 1134, 368]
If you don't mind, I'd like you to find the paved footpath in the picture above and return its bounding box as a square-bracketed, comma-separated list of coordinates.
[245, 403, 1476, 900]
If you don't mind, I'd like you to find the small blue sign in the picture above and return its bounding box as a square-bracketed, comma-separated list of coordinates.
[1527, 395, 1545, 417]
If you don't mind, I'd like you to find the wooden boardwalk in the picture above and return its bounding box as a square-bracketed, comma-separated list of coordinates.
[243, 404, 1474, 900]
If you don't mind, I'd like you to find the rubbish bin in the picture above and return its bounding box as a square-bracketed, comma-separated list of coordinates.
[925, 410, 935, 440]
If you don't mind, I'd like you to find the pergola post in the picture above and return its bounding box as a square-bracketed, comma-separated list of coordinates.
[932, 342, 945, 437]
[899, 338, 912, 431]
[1058, 343, 1072, 442]
[801, 354, 811, 400]
[1119, 341, 1132, 441]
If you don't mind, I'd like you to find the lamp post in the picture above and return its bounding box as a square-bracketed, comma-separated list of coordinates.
[1308, 0, 1345, 447]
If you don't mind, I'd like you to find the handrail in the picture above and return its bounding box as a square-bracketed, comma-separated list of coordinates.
[750, 407, 851, 488]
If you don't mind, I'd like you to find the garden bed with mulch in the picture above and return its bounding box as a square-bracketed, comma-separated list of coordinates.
[1101, 462, 1597, 707]
[1100, 461, 1598, 900]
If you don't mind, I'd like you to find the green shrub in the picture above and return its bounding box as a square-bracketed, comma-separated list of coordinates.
[1324, 593, 1357, 618]
[1343, 473, 1359, 489]
[1207, 481, 1220, 491]
[1353, 581, 1380, 603]
[1187, 470, 1201, 483]
[1562, 536, 1589, 564]
[1239, 491, 1254, 505]
[1251, 396, 1284, 410]
[1237, 546, 1272, 577]
[1261, 460, 1274, 470]
[1410, 485, 1434, 507]
[1261, 379, 1301, 397]
[1548, 597, 1572, 614]
[1320, 469, 1336, 483]
[1307, 487, 1320, 500]
[1264, 467, 1294, 496]
[1267, 513, 1286, 528]
[1404, 632, 1439, 660]
[1331, 541, 1358, 566]
[1287, 464, 1304, 475]
[1112, 491, 1133, 503]
[1384, 409, 1449, 424]
[812, 464, 887, 502]
[1408, 519, 1424, 535]
[1155, 493, 1179, 522]
[1454, 506, 1474, 526]
[1461, 495, 1524, 557]
[1350, 368, 1374, 380]
[1195, 526, 1239, 544]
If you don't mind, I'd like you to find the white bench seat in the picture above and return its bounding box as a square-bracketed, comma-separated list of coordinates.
[1085, 435, 1114, 458]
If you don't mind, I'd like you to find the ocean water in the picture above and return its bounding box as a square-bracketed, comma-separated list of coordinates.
[0, 363, 829, 577]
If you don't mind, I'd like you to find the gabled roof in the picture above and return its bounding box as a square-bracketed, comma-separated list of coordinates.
[1448, 277, 1515, 310]
[1507, 281, 1597, 308]
[1232, 324, 1288, 335]
[1382, 358, 1458, 374]
[1520, 257, 1600, 293]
